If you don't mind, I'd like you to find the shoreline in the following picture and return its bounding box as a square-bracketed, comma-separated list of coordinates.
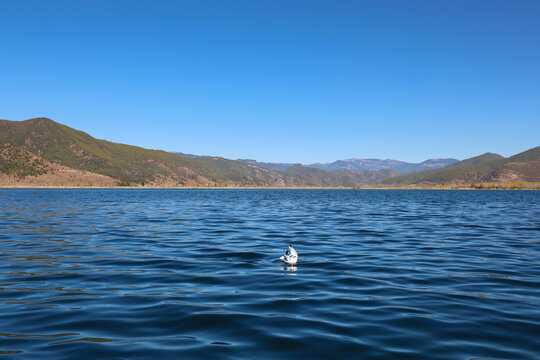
[1, 185, 538, 190]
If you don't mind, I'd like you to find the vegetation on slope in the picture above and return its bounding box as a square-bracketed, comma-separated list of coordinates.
[488, 161, 540, 182]
[0, 141, 47, 177]
[482, 146, 540, 182]
[0, 118, 244, 185]
[503, 146, 540, 163]
[1, 118, 395, 187]
[349, 169, 401, 184]
[444, 153, 504, 168]
[281, 165, 359, 187]
[381, 147, 540, 185]
[0, 140, 116, 186]
[236, 159, 297, 171]
[5, 117, 533, 187]
[193, 156, 287, 186]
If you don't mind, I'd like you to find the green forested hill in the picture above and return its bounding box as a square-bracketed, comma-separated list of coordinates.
[380, 147, 540, 185]
[279, 165, 399, 186]
[444, 153, 504, 168]
[192, 156, 288, 186]
[3, 118, 535, 187]
[0, 118, 243, 185]
[281, 165, 361, 187]
[504, 146, 540, 163]
[0, 118, 390, 186]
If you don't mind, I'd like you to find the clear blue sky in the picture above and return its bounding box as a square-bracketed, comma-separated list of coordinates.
[1, 0, 539, 163]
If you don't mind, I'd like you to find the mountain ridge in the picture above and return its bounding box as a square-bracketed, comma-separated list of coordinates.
[0, 118, 239, 186]
[308, 158, 459, 173]
[199, 155, 458, 174]
[0, 118, 397, 187]
[380, 147, 540, 185]
[1, 118, 538, 187]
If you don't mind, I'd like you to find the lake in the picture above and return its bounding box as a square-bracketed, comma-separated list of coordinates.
[0, 189, 539, 359]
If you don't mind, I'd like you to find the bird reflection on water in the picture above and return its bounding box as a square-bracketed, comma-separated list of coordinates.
[283, 265, 297, 272]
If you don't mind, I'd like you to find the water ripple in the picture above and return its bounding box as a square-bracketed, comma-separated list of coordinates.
[0, 189, 539, 359]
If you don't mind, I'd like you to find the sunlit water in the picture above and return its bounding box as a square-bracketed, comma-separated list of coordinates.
[0, 189, 539, 359]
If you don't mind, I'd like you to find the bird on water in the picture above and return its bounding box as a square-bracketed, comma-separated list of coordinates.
[280, 244, 298, 265]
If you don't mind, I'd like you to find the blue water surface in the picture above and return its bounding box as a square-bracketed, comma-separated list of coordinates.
[0, 189, 539, 359]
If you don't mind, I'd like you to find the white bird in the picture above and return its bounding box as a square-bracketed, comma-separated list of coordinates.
[280, 244, 298, 265]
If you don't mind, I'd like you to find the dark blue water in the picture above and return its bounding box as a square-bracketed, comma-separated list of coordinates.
[0, 189, 539, 359]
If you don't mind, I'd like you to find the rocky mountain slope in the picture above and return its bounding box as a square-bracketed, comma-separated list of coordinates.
[0, 141, 116, 186]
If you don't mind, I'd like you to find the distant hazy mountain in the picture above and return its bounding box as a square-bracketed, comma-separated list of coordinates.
[308, 158, 458, 173]
[392, 158, 460, 173]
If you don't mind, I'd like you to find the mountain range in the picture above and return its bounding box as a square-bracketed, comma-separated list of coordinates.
[177, 153, 458, 174]
[0, 118, 399, 187]
[307, 158, 458, 173]
[0, 117, 538, 187]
